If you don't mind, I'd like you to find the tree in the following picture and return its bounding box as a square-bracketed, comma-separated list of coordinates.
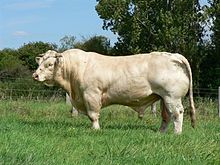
[199, 0, 220, 89]
[0, 49, 28, 78]
[59, 35, 76, 52]
[18, 42, 57, 70]
[212, 1, 220, 88]
[96, 0, 201, 53]
[74, 35, 112, 55]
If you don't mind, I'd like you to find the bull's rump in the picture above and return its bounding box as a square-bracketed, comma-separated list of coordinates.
[82, 52, 189, 105]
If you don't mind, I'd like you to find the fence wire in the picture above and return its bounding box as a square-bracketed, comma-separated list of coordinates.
[0, 77, 218, 100]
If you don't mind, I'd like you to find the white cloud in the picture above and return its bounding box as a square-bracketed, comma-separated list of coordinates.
[13, 31, 29, 36]
[7, 18, 34, 27]
[3, 0, 55, 10]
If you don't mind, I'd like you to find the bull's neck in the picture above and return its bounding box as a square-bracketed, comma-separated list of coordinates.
[53, 53, 87, 100]
[54, 75, 71, 94]
[53, 63, 78, 99]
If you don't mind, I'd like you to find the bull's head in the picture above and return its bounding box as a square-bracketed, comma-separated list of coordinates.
[33, 50, 63, 86]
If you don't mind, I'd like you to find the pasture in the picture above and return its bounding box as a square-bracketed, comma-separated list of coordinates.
[0, 99, 219, 165]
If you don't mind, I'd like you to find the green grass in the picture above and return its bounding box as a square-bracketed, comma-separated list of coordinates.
[0, 99, 219, 165]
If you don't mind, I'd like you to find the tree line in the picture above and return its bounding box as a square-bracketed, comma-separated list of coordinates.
[0, 0, 219, 98]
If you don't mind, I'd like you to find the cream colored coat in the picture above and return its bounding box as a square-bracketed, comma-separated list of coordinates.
[33, 49, 196, 134]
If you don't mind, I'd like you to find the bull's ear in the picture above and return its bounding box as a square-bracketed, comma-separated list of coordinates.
[35, 57, 42, 64]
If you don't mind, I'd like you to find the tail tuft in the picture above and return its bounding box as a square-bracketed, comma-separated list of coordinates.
[180, 55, 196, 128]
[190, 110, 196, 128]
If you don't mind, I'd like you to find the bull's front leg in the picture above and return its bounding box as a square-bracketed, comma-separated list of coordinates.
[84, 92, 101, 130]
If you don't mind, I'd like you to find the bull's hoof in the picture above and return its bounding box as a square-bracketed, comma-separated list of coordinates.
[71, 111, 78, 117]
[70, 108, 78, 117]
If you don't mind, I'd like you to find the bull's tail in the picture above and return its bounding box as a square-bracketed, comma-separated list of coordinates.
[181, 56, 196, 128]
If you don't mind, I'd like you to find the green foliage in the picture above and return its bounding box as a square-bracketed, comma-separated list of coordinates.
[0, 49, 29, 78]
[74, 35, 112, 55]
[210, 0, 220, 87]
[0, 100, 219, 164]
[59, 35, 76, 52]
[18, 42, 57, 70]
[200, 44, 220, 89]
[58, 35, 112, 54]
[199, 0, 220, 89]
[96, 0, 202, 54]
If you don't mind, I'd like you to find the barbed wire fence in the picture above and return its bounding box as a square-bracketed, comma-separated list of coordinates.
[0, 77, 218, 100]
[0, 88, 218, 99]
[0, 77, 65, 101]
[0, 76, 219, 117]
[0, 88, 65, 101]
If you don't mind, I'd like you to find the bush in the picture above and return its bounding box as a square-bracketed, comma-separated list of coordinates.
[0, 49, 30, 79]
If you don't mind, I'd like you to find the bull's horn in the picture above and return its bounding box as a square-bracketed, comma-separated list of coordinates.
[35, 56, 42, 64]
[38, 53, 44, 57]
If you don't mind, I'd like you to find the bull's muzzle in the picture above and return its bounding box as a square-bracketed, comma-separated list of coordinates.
[32, 73, 39, 80]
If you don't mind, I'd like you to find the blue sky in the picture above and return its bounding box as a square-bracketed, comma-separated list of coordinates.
[0, 0, 117, 50]
[0, 0, 208, 50]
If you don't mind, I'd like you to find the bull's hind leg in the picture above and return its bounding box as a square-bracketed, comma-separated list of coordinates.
[164, 97, 184, 134]
[160, 99, 170, 133]
[87, 110, 100, 129]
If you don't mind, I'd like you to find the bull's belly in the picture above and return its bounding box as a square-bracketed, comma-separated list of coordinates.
[102, 77, 153, 106]
[111, 93, 160, 107]
[104, 86, 157, 107]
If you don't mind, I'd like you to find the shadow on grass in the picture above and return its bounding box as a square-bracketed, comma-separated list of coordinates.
[18, 120, 158, 133]
[17, 114, 159, 133]
[103, 122, 159, 132]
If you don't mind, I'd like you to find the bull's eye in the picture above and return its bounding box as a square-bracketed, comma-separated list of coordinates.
[48, 63, 53, 67]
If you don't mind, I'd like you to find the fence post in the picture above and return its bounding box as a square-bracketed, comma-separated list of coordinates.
[218, 87, 220, 118]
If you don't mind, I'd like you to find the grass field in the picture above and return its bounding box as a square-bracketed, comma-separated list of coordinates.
[0, 99, 219, 165]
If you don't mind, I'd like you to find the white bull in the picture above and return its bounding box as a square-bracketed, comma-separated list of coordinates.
[33, 49, 196, 134]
